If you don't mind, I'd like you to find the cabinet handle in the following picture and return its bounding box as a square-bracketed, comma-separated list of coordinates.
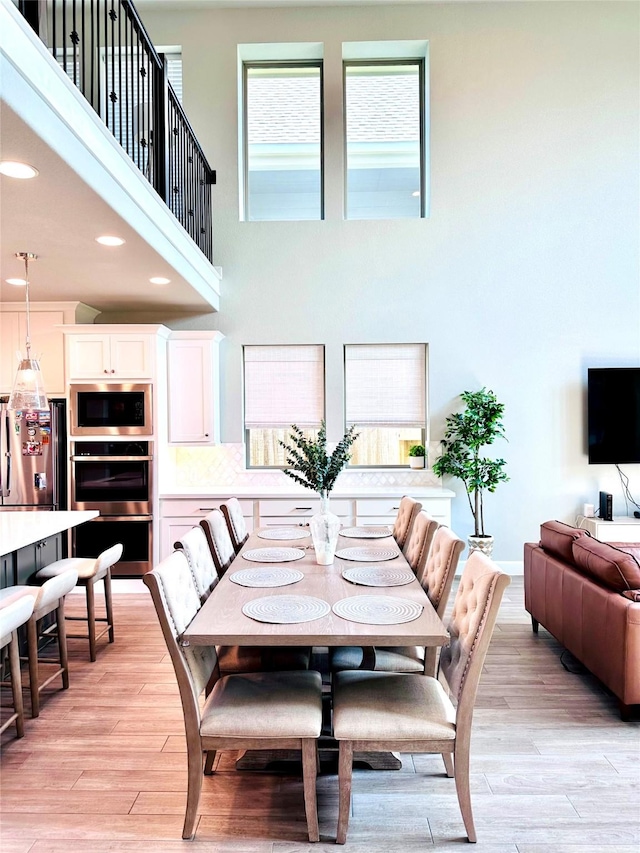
[294, 507, 312, 511]
[110, 369, 115, 374]
[103, 369, 109, 374]
[204, 433, 209, 437]
[391, 506, 399, 511]
[199, 508, 216, 512]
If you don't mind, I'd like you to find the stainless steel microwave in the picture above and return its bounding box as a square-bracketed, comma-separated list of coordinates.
[69, 383, 153, 436]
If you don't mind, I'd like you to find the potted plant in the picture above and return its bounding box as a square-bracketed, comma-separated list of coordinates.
[279, 421, 359, 564]
[408, 444, 426, 469]
[432, 388, 508, 557]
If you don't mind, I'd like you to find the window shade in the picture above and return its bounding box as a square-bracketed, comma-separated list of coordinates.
[244, 345, 324, 430]
[345, 343, 426, 428]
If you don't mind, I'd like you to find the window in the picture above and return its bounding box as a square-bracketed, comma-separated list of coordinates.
[344, 60, 425, 219]
[244, 345, 325, 467]
[243, 62, 323, 221]
[345, 344, 427, 466]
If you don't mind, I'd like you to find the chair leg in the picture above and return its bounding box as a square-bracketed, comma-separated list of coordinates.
[336, 740, 354, 844]
[442, 752, 454, 777]
[57, 600, 70, 690]
[86, 580, 96, 662]
[183, 745, 204, 840]
[203, 750, 216, 775]
[531, 616, 539, 634]
[8, 633, 25, 738]
[104, 570, 115, 643]
[301, 739, 319, 843]
[454, 741, 477, 843]
[27, 616, 40, 718]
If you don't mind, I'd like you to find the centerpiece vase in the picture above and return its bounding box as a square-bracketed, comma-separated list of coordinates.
[310, 492, 341, 566]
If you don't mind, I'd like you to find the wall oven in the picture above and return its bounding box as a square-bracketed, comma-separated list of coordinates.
[70, 441, 153, 576]
[69, 383, 153, 436]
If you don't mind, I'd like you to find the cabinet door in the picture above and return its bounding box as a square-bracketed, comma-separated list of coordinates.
[160, 520, 197, 560]
[110, 335, 153, 379]
[67, 335, 111, 378]
[168, 339, 214, 443]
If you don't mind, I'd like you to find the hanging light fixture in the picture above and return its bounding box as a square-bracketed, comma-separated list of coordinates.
[7, 252, 49, 412]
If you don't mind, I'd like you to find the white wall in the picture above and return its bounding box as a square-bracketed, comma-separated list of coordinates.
[132, 1, 640, 560]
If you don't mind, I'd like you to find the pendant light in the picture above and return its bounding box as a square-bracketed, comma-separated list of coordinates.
[7, 252, 49, 412]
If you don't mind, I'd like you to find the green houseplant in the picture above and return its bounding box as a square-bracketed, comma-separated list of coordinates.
[432, 388, 508, 555]
[408, 444, 426, 469]
[279, 421, 359, 564]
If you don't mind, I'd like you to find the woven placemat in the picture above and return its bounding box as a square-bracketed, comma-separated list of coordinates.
[335, 546, 398, 563]
[242, 547, 306, 563]
[257, 528, 311, 541]
[242, 594, 330, 624]
[342, 566, 415, 587]
[332, 595, 423, 625]
[229, 568, 304, 588]
[339, 526, 392, 539]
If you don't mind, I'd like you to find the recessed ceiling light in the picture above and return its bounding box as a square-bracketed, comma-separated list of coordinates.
[149, 276, 170, 285]
[0, 161, 39, 179]
[96, 235, 125, 246]
[6, 278, 27, 286]
[411, 191, 420, 197]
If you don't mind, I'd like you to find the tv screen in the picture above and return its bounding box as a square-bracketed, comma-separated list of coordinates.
[588, 367, 640, 464]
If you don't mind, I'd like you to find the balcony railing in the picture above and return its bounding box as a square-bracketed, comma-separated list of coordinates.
[18, 0, 215, 262]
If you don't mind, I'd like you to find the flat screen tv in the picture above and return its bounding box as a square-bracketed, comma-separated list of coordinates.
[588, 367, 640, 464]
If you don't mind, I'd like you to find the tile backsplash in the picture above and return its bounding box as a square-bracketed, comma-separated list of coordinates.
[165, 443, 443, 489]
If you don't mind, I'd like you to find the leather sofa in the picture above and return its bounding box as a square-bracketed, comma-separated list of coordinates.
[524, 521, 640, 719]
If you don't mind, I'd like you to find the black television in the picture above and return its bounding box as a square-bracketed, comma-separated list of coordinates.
[588, 367, 640, 464]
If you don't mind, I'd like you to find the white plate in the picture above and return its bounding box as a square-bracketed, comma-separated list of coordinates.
[332, 595, 423, 625]
[257, 528, 310, 541]
[242, 595, 330, 624]
[242, 547, 306, 563]
[335, 546, 398, 563]
[229, 568, 304, 588]
[342, 566, 415, 587]
[339, 526, 392, 539]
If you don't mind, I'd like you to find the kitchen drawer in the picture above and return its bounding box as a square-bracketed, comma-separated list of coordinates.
[161, 498, 253, 518]
[357, 497, 451, 518]
[258, 498, 352, 518]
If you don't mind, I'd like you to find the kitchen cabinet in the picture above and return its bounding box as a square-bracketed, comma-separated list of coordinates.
[258, 497, 353, 528]
[14, 532, 64, 585]
[355, 496, 451, 528]
[576, 515, 640, 543]
[160, 497, 254, 559]
[167, 331, 224, 444]
[66, 332, 157, 380]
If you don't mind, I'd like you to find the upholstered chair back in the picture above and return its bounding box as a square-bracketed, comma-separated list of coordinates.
[174, 525, 219, 601]
[439, 552, 510, 717]
[220, 498, 249, 554]
[95, 543, 123, 577]
[404, 511, 439, 580]
[200, 509, 236, 576]
[392, 496, 422, 550]
[144, 550, 218, 706]
[34, 569, 78, 619]
[420, 526, 465, 617]
[0, 594, 36, 650]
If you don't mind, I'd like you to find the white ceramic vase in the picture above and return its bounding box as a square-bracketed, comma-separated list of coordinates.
[310, 493, 341, 565]
[409, 456, 425, 469]
[468, 534, 494, 558]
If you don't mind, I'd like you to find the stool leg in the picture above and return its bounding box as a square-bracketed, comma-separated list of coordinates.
[27, 616, 40, 719]
[57, 599, 70, 690]
[9, 632, 25, 738]
[86, 580, 96, 662]
[104, 569, 115, 644]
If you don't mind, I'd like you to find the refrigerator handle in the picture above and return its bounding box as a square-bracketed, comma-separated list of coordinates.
[50, 402, 58, 510]
[1, 407, 10, 497]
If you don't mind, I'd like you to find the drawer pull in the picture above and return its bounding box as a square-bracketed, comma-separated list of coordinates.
[391, 506, 399, 511]
[294, 507, 312, 511]
[199, 507, 216, 512]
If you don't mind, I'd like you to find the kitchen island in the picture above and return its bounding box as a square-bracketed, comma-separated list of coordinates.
[0, 510, 98, 588]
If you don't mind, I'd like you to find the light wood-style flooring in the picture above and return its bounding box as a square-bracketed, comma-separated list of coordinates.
[1, 577, 638, 853]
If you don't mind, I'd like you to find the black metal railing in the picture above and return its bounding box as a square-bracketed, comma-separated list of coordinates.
[17, 0, 215, 262]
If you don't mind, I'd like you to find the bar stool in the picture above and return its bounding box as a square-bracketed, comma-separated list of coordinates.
[35, 544, 122, 662]
[0, 593, 36, 737]
[0, 569, 78, 717]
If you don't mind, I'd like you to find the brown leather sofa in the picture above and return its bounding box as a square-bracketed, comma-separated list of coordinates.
[524, 521, 640, 719]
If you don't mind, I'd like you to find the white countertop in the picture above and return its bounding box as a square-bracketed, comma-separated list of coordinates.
[0, 510, 99, 557]
[160, 486, 455, 500]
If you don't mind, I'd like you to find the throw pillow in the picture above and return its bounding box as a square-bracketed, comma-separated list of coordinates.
[539, 520, 588, 564]
[572, 537, 640, 592]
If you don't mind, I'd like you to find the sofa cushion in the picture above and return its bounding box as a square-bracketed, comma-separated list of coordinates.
[539, 521, 588, 564]
[572, 537, 640, 593]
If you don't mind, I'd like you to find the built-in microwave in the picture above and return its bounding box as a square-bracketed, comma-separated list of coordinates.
[69, 383, 153, 436]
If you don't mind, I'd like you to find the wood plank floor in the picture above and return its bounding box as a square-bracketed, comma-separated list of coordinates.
[1, 578, 638, 852]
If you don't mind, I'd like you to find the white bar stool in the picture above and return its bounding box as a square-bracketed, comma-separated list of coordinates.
[35, 543, 122, 662]
[0, 593, 36, 737]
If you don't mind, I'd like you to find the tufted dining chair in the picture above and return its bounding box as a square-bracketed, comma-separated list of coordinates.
[392, 496, 422, 552]
[332, 552, 511, 844]
[0, 593, 36, 738]
[174, 525, 219, 601]
[199, 508, 236, 576]
[144, 550, 323, 841]
[220, 498, 250, 554]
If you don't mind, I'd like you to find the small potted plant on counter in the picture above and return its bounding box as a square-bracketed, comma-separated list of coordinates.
[432, 388, 508, 557]
[408, 444, 426, 469]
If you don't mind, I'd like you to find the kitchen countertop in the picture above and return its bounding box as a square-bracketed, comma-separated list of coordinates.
[0, 510, 99, 557]
[160, 486, 455, 500]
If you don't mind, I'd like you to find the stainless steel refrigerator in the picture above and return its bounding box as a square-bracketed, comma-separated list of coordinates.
[0, 399, 67, 510]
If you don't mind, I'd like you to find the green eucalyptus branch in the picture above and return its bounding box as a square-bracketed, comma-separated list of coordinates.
[279, 421, 360, 496]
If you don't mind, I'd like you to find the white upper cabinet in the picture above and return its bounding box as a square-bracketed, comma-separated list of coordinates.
[167, 331, 224, 444]
[65, 327, 167, 381]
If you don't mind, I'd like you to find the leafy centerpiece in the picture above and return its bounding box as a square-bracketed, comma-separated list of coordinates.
[279, 422, 359, 565]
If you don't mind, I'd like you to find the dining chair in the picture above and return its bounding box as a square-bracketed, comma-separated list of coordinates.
[144, 550, 323, 841]
[220, 498, 249, 554]
[0, 593, 36, 738]
[392, 496, 422, 551]
[35, 543, 122, 661]
[332, 552, 511, 844]
[174, 526, 219, 601]
[199, 508, 236, 576]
